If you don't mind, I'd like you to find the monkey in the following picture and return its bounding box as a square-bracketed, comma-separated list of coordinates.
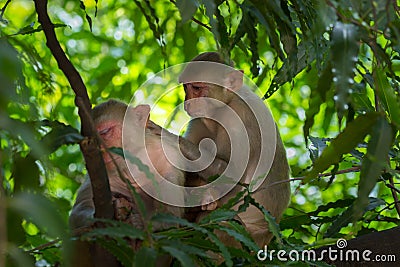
[69, 100, 185, 266]
[152, 52, 291, 248]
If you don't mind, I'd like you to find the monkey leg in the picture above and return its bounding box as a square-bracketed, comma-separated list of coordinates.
[237, 205, 273, 247]
[236, 186, 288, 247]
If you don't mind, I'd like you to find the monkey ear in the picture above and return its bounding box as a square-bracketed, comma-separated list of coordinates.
[224, 70, 244, 91]
[132, 104, 151, 126]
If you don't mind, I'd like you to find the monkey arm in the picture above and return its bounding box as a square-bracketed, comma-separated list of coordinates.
[147, 120, 228, 181]
[177, 135, 228, 180]
[69, 178, 95, 230]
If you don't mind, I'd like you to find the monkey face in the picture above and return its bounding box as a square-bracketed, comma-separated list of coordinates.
[183, 82, 230, 116]
[97, 120, 123, 164]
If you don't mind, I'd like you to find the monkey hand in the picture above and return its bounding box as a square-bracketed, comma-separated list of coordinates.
[113, 193, 144, 229]
[146, 120, 163, 136]
[201, 189, 219, 211]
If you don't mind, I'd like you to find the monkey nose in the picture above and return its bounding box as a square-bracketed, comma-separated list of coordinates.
[184, 102, 190, 111]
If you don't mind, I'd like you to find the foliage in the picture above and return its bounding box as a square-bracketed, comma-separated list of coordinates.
[0, 0, 399, 266]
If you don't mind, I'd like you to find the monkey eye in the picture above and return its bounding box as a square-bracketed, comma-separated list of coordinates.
[192, 83, 206, 90]
[99, 127, 111, 137]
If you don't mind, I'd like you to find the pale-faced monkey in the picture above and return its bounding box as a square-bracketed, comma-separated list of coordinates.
[178, 52, 291, 247]
[69, 100, 185, 266]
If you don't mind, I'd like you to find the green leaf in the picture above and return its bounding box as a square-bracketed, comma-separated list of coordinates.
[41, 120, 83, 153]
[247, 1, 284, 59]
[304, 64, 333, 142]
[308, 136, 328, 162]
[305, 112, 380, 182]
[326, 197, 385, 237]
[353, 116, 393, 219]
[6, 245, 35, 267]
[266, 41, 316, 98]
[96, 238, 133, 267]
[331, 22, 359, 120]
[217, 225, 259, 251]
[0, 117, 46, 159]
[374, 67, 400, 128]
[84, 220, 145, 240]
[12, 154, 40, 192]
[160, 239, 209, 258]
[162, 246, 195, 267]
[153, 213, 232, 266]
[176, 0, 199, 23]
[215, 3, 229, 50]
[8, 193, 67, 238]
[199, 209, 237, 224]
[134, 246, 157, 267]
[247, 195, 282, 243]
[79, 0, 93, 31]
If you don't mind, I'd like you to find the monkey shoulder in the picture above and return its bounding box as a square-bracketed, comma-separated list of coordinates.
[69, 178, 95, 230]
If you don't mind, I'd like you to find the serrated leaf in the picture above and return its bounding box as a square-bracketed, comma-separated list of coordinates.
[96, 238, 132, 267]
[247, 2, 283, 59]
[374, 67, 400, 128]
[305, 112, 380, 182]
[152, 213, 195, 229]
[134, 246, 157, 267]
[331, 22, 359, 120]
[176, 0, 199, 23]
[84, 225, 144, 240]
[160, 239, 209, 258]
[220, 188, 246, 210]
[247, 195, 282, 243]
[199, 209, 237, 224]
[153, 213, 232, 266]
[162, 246, 195, 267]
[217, 226, 259, 251]
[353, 116, 392, 219]
[266, 41, 316, 98]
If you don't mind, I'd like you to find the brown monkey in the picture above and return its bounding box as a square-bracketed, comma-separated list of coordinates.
[177, 52, 291, 247]
[69, 100, 185, 266]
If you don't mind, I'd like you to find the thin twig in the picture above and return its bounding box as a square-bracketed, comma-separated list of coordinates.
[169, 0, 212, 31]
[267, 166, 361, 188]
[26, 239, 61, 254]
[0, 0, 11, 17]
[388, 176, 400, 216]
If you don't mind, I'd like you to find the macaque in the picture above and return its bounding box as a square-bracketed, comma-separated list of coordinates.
[69, 100, 185, 266]
[178, 52, 291, 247]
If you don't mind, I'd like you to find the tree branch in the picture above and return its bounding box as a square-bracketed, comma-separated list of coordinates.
[316, 226, 400, 266]
[33, 1, 116, 265]
[34, 0, 113, 220]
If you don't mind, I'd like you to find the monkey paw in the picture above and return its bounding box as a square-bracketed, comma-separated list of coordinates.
[201, 201, 218, 211]
[113, 193, 144, 228]
[201, 194, 218, 211]
[146, 120, 162, 135]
